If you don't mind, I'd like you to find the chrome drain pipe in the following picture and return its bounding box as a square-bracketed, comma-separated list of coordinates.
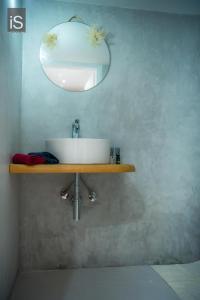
[73, 173, 80, 221]
[61, 174, 97, 221]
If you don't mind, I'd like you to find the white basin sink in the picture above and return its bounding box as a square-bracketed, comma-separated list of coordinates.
[46, 138, 110, 164]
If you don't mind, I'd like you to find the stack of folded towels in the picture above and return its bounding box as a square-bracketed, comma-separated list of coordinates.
[12, 152, 59, 165]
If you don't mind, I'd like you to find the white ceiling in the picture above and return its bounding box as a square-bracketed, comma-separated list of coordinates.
[53, 0, 200, 15]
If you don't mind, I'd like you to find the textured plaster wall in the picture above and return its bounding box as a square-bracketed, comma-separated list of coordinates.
[0, 0, 22, 298]
[55, 0, 200, 15]
[20, 0, 200, 270]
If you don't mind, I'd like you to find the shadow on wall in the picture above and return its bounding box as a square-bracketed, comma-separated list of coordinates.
[20, 173, 145, 269]
[81, 173, 145, 226]
[20, 173, 200, 269]
[21, 173, 144, 227]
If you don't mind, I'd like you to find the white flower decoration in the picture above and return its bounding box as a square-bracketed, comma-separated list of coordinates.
[88, 25, 107, 47]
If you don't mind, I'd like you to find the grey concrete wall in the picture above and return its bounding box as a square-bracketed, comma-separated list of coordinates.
[0, 0, 22, 298]
[20, 0, 200, 270]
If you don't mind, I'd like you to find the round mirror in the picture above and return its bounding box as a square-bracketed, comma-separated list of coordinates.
[40, 21, 110, 92]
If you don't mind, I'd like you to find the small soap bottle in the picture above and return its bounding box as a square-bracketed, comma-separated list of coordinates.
[110, 147, 116, 164]
[116, 148, 121, 164]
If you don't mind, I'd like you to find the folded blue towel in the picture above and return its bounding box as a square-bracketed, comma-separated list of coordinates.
[28, 152, 59, 164]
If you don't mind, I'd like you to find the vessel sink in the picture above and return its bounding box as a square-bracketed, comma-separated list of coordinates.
[46, 138, 110, 164]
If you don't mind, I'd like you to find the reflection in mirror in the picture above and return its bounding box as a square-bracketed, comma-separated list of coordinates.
[40, 21, 110, 92]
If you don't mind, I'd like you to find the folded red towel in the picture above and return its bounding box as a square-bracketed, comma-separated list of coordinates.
[12, 153, 46, 165]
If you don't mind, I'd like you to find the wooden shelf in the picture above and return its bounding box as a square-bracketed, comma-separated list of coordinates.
[9, 164, 135, 174]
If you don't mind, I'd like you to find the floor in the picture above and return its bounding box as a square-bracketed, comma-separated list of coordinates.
[11, 261, 200, 300]
[152, 261, 200, 300]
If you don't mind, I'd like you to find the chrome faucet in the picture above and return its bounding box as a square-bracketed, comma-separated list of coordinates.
[72, 119, 80, 138]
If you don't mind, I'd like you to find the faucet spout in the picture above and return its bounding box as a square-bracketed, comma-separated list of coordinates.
[72, 119, 80, 138]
